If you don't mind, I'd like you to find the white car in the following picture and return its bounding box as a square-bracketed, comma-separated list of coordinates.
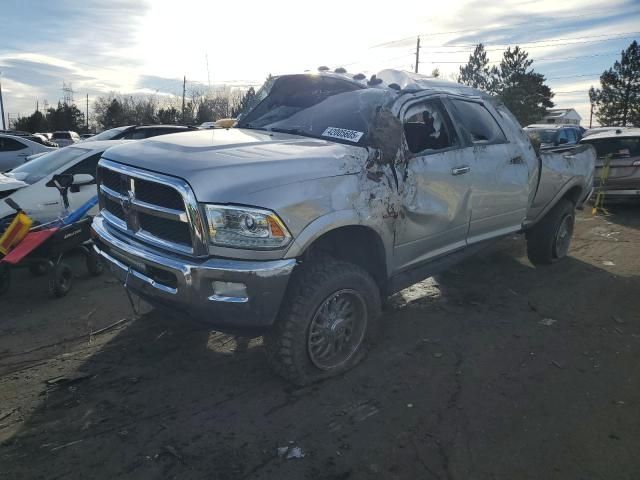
[0, 134, 57, 172]
[0, 140, 129, 225]
[51, 131, 81, 147]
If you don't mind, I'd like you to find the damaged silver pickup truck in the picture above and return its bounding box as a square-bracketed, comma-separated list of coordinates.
[91, 69, 595, 384]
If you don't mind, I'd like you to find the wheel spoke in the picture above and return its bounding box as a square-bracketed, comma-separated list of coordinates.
[307, 289, 368, 370]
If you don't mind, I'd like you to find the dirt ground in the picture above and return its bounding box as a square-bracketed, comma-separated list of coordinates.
[0, 205, 638, 480]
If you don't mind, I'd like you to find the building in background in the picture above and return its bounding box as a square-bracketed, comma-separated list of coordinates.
[540, 108, 582, 125]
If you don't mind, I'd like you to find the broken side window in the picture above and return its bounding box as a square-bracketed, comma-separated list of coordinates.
[403, 98, 457, 156]
[450, 99, 507, 145]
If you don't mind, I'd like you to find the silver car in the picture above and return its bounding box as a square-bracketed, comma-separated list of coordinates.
[581, 128, 640, 198]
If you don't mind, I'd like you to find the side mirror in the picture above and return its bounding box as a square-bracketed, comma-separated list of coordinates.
[73, 173, 95, 186]
[46, 173, 74, 189]
[70, 173, 95, 193]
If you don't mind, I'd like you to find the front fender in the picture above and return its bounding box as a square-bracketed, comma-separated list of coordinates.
[284, 210, 394, 270]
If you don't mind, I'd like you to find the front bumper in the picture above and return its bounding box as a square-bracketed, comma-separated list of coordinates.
[91, 215, 296, 331]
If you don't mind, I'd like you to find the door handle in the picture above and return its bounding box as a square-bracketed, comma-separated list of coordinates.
[510, 156, 524, 164]
[17, 153, 29, 157]
[451, 166, 471, 176]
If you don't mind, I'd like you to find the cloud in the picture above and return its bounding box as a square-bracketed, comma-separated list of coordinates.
[0, 0, 637, 126]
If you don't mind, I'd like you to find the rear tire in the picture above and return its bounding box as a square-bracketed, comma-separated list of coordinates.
[264, 255, 381, 385]
[49, 262, 73, 298]
[526, 199, 575, 265]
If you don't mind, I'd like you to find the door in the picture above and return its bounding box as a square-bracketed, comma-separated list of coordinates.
[394, 97, 473, 272]
[0, 137, 31, 172]
[447, 98, 530, 244]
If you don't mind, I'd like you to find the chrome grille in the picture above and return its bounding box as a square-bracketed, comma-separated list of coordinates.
[96, 159, 208, 256]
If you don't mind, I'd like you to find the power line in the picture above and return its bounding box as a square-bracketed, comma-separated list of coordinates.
[417, 34, 640, 54]
[370, 8, 638, 48]
[424, 51, 619, 64]
[432, 31, 640, 49]
[547, 73, 602, 79]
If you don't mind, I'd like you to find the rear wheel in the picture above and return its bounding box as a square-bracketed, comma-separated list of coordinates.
[264, 255, 381, 385]
[49, 262, 73, 298]
[526, 199, 575, 265]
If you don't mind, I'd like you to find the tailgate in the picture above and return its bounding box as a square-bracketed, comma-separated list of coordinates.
[585, 136, 640, 180]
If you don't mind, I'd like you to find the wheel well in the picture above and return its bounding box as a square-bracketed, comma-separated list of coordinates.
[304, 226, 388, 293]
[563, 185, 583, 205]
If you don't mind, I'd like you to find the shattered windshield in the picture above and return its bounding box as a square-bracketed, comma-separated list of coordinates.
[237, 75, 393, 147]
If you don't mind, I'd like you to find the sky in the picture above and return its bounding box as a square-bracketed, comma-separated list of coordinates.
[1, 0, 639, 127]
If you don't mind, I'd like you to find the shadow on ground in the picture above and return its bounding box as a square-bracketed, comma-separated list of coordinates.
[1, 234, 639, 480]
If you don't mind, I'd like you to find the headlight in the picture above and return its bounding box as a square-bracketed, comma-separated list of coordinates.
[203, 204, 292, 250]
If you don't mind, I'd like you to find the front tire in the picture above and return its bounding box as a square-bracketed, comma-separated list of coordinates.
[526, 199, 575, 265]
[264, 255, 381, 385]
[49, 262, 73, 298]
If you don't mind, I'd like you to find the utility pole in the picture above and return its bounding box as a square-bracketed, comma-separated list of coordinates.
[0, 73, 5, 130]
[589, 102, 594, 128]
[182, 75, 186, 123]
[414, 37, 420, 74]
[86, 93, 89, 131]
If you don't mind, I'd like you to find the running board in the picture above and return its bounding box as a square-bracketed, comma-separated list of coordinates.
[388, 238, 503, 295]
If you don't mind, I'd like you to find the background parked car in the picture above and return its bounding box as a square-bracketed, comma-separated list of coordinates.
[0, 134, 57, 172]
[26, 133, 59, 147]
[524, 124, 583, 149]
[582, 126, 627, 138]
[0, 130, 58, 148]
[580, 128, 640, 199]
[87, 124, 197, 141]
[0, 140, 129, 225]
[51, 131, 81, 147]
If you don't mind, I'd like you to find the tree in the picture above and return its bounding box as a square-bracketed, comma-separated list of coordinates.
[157, 107, 179, 124]
[231, 87, 256, 117]
[13, 110, 48, 132]
[494, 46, 554, 126]
[430, 68, 440, 78]
[45, 102, 85, 131]
[589, 40, 640, 126]
[458, 44, 554, 126]
[458, 44, 498, 92]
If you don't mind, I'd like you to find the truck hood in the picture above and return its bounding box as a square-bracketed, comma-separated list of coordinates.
[102, 128, 368, 202]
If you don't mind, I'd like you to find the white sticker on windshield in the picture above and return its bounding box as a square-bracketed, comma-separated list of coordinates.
[322, 127, 364, 143]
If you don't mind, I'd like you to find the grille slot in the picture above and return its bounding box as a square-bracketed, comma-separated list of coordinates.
[139, 213, 191, 245]
[97, 160, 205, 255]
[135, 178, 184, 211]
[100, 167, 122, 193]
[104, 196, 125, 220]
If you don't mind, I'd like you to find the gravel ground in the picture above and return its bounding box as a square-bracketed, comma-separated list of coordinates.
[0, 205, 638, 480]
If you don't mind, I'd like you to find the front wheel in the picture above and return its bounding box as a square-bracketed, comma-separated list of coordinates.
[264, 255, 381, 385]
[526, 199, 575, 265]
[49, 262, 73, 298]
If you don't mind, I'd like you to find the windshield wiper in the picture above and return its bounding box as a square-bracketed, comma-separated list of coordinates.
[269, 127, 304, 135]
[238, 123, 268, 131]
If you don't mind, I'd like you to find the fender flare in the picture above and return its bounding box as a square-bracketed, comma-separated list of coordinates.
[524, 178, 585, 229]
[284, 210, 393, 265]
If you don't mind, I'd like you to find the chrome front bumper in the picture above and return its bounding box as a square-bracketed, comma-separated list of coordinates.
[91, 214, 296, 331]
